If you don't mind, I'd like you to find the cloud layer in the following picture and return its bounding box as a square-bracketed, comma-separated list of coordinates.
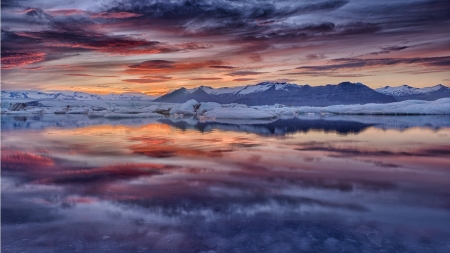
[1, 0, 450, 92]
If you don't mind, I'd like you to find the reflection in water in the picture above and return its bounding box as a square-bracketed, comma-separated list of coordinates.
[2, 115, 450, 253]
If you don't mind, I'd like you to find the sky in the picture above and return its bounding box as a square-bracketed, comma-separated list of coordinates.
[1, 0, 450, 95]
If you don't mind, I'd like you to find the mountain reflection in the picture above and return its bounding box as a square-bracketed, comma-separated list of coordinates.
[3, 114, 450, 135]
[2, 119, 450, 252]
[159, 117, 374, 135]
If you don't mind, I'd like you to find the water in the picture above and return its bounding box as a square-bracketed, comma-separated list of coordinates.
[2, 115, 450, 253]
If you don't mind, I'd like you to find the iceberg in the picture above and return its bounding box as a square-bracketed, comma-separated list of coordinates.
[203, 108, 277, 120]
[169, 99, 199, 115]
[104, 112, 163, 119]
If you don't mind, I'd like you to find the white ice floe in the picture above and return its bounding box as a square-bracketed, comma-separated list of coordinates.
[287, 98, 450, 115]
[169, 99, 199, 115]
[196, 102, 222, 116]
[67, 108, 89, 114]
[104, 113, 164, 118]
[88, 111, 111, 117]
[1, 98, 449, 121]
[6, 110, 42, 115]
[203, 108, 277, 120]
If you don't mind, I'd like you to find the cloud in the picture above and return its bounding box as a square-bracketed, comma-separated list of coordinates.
[1, 51, 46, 69]
[46, 9, 88, 16]
[263, 78, 297, 83]
[125, 60, 222, 75]
[107, 0, 349, 34]
[227, 71, 268, 76]
[367, 45, 411, 56]
[1, 0, 449, 89]
[337, 22, 381, 35]
[120, 76, 173, 84]
[139, 75, 173, 80]
[306, 54, 326, 60]
[90, 12, 143, 19]
[190, 77, 223, 80]
[64, 73, 92, 76]
[64, 74, 119, 77]
[2, 27, 210, 58]
[296, 56, 450, 72]
[233, 78, 256, 82]
[122, 78, 170, 83]
[209, 65, 236, 69]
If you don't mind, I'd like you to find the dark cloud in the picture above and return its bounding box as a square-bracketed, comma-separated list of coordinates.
[306, 54, 326, 60]
[1, 51, 46, 69]
[89, 12, 143, 19]
[287, 71, 371, 78]
[337, 22, 381, 35]
[368, 45, 411, 56]
[296, 56, 450, 72]
[22, 7, 54, 20]
[106, 0, 349, 30]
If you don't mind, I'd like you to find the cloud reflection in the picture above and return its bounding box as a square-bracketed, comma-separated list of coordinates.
[2, 119, 450, 252]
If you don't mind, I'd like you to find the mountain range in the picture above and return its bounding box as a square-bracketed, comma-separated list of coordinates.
[155, 82, 449, 106]
[2, 82, 449, 106]
[375, 84, 450, 101]
[1, 90, 155, 101]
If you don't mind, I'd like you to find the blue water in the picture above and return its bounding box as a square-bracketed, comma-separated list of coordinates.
[2, 115, 450, 253]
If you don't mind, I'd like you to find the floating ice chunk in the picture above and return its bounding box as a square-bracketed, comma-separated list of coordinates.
[293, 98, 450, 115]
[196, 102, 222, 116]
[88, 111, 110, 117]
[112, 108, 147, 114]
[104, 112, 163, 118]
[67, 108, 88, 114]
[203, 108, 277, 120]
[6, 111, 32, 115]
[225, 103, 248, 108]
[169, 99, 199, 115]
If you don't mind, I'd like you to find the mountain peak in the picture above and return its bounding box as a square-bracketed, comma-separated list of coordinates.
[375, 84, 450, 100]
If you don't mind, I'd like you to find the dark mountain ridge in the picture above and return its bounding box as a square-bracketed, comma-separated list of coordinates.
[155, 81, 397, 106]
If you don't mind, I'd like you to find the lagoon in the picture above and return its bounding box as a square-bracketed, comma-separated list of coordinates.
[2, 115, 450, 253]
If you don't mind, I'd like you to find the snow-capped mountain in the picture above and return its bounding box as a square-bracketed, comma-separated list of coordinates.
[1, 90, 155, 101]
[155, 82, 396, 106]
[375, 84, 450, 101]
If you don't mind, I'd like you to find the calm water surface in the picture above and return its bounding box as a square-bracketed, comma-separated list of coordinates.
[2, 115, 450, 253]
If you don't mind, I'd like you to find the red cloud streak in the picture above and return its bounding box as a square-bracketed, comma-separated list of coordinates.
[1, 51, 46, 69]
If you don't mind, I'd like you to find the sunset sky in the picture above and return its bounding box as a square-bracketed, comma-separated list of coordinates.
[2, 0, 449, 95]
